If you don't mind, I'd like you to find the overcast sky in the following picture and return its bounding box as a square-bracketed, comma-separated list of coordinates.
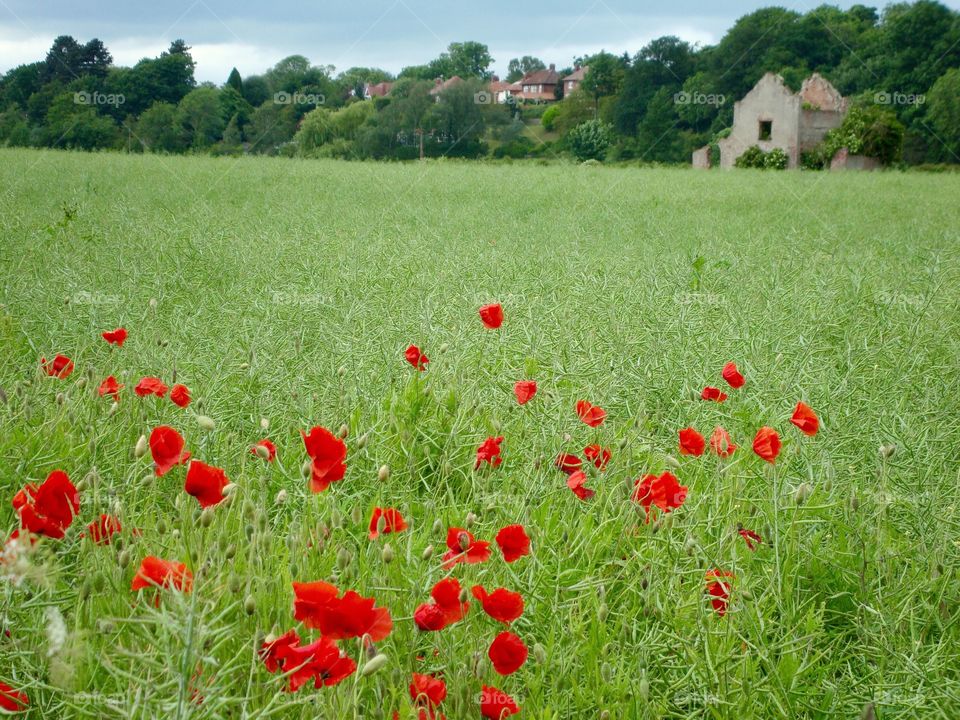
[2, 0, 959, 83]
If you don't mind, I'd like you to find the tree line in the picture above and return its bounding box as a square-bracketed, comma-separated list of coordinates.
[1, 1, 959, 165]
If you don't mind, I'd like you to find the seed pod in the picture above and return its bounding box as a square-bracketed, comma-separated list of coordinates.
[432, 518, 443, 534]
[377, 464, 389, 482]
[533, 643, 547, 664]
[239, 362, 250, 370]
[879, 443, 896, 459]
[601, 663, 612, 683]
[225, 543, 237, 559]
[196, 415, 216, 431]
[254, 444, 270, 460]
[439, 343, 449, 353]
[465, 511, 477, 528]
[228, 576, 242, 593]
[458, 531, 470, 552]
[376, 515, 387, 536]
[337, 366, 346, 377]
[601, 711, 610, 720]
[337, 547, 351, 569]
[598, 603, 609, 623]
[79, 580, 91, 601]
[76, 377, 87, 390]
[302, 460, 313, 478]
[108, 401, 119, 416]
[664, 455, 682, 470]
[361, 654, 388, 677]
[850, 492, 860, 511]
[639, 671, 650, 701]
[134, 435, 148, 458]
[244, 595, 256, 615]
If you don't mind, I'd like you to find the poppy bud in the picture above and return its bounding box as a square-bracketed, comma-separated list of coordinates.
[639, 671, 649, 701]
[879, 443, 896, 459]
[228, 575, 242, 593]
[243, 595, 256, 615]
[197, 415, 216, 431]
[338, 424, 349, 439]
[794, 482, 813, 505]
[254, 444, 270, 460]
[533, 643, 547, 664]
[563, 433, 572, 442]
[260, 417, 269, 430]
[860, 702, 876, 720]
[382, 544, 394, 564]
[239, 362, 250, 370]
[465, 511, 477, 528]
[349, 506, 362, 525]
[439, 343, 449, 353]
[108, 401, 119, 416]
[741, 588, 752, 600]
[337, 366, 346, 377]
[80, 580, 91, 601]
[422, 544, 434, 561]
[224, 543, 237, 559]
[98, 620, 116, 634]
[172, 529, 180, 539]
[223, 483, 237, 496]
[376, 515, 387, 536]
[301, 460, 312, 478]
[850, 492, 860, 511]
[134, 434, 148, 458]
[598, 603, 608, 622]
[601, 712, 610, 720]
[361, 653, 388, 677]
[275, 489, 287, 504]
[664, 455, 681, 470]
[118, 549, 130, 568]
[149, 298, 157, 308]
[377, 464, 389, 482]
[601, 663, 612, 683]
[337, 547, 352, 569]
[357, 432, 369, 449]
[457, 531, 471, 552]
[156, 518, 167, 535]
[200, 508, 214, 528]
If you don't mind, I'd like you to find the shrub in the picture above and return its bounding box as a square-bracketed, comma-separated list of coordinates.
[541, 105, 561, 132]
[567, 119, 613, 161]
[734, 145, 766, 169]
[763, 147, 788, 170]
[821, 105, 904, 166]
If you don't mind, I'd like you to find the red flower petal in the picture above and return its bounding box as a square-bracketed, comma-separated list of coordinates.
[301, 426, 347, 493]
[513, 380, 537, 405]
[701, 386, 728, 402]
[368, 507, 408, 540]
[41, 354, 74, 379]
[575, 399, 606, 427]
[721, 361, 745, 388]
[13, 470, 79, 539]
[149, 426, 191, 476]
[480, 684, 520, 718]
[709, 426, 737, 457]
[472, 585, 524, 623]
[752, 426, 781, 463]
[678, 427, 706, 456]
[135, 376, 168, 398]
[554, 452, 582, 475]
[85, 514, 122, 545]
[566, 470, 594, 500]
[98, 375, 123, 400]
[0, 682, 28, 713]
[479, 303, 504, 329]
[101, 327, 128, 347]
[495, 524, 530, 562]
[251, 439, 277, 461]
[790, 401, 819, 437]
[131, 556, 193, 594]
[632, 471, 687, 521]
[405, 344, 429, 370]
[738, 528, 762, 551]
[475, 436, 504, 470]
[184, 460, 228, 508]
[442, 527, 491, 568]
[169, 383, 191, 408]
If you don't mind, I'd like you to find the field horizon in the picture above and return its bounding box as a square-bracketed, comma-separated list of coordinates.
[1, 147, 959, 718]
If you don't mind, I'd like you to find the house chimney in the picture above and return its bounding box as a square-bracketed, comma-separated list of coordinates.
[549, 63, 555, 71]
[492, 74, 499, 82]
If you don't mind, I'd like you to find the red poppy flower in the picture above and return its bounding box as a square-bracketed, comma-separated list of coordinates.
[583, 444, 611, 470]
[488, 631, 528, 675]
[554, 452, 582, 475]
[414, 577, 470, 631]
[301, 426, 347, 493]
[405, 344, 429, 370]
[410, 673, 447, 711]
[709, 426, 737, 457]
[169, 383, 191, 408]
[701, 386, 727, 402]
[479, 303, 504, 329]
[442, 527, 491, 568]
[149, 426, 190, 476]
[84, 514, 122, 544]
[752, 426, 781, 463]
[98, 375, 123, 400]
[102, 328, 128, 347]
[131, 556, 193, 596]
[259, 629, 302, 673]
[135, 376, 168, 398]
[184, 460, 228, 508]
[480, 684, 520, 719]
[721, 362, 745, 388]
[12, 470, 79, 539]
[575, 399, 606, 427]
[369, 507, 408, 540]
[632, 471, 688, 522]
[790, 402, 819, 437]
[251, 439, 276, 461]
[678, 427, 705, 456]
[513, 380, 537, 405]
[0, 682, 28, 713]
[706, 569, 734, 616]
[738, 528, 762, 551]
[475, 436, 504, 470]
[292, 581, 392, 642]
[566, 470, 594, 500]
[472, 585, 524, 624]
[495, 524, 530, 562]
[281, 636, 357, 691]
[41, 354, 74, 379]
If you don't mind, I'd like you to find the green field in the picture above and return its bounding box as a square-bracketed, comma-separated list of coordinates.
[1, 148, 959, 719]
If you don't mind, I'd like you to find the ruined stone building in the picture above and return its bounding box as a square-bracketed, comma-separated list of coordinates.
[694, 73, 848, 169]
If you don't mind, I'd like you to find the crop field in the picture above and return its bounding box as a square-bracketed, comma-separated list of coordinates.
[0, 148, 959, 719]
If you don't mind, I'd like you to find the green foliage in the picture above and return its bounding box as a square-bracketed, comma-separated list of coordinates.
[567, 119, 613, 161]
[135, 102, 185, 153]
[927, 68, 960, 162]
[540, 104, 560, 132]
[821, 104, 905, 165]
[176, 86, 225, 149]
[764, 147, 788, 169]
[735, 145, 767, 168]
[507, 56, 545, 83]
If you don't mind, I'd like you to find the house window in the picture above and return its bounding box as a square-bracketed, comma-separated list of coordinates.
[759, 120, 772, 141]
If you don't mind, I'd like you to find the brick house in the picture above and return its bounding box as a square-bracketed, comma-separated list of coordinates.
[363, 82, 392, 99]
[709, 73, 848, 169]
[520, 64, 560, 102]
[562, 66, 588, 95]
